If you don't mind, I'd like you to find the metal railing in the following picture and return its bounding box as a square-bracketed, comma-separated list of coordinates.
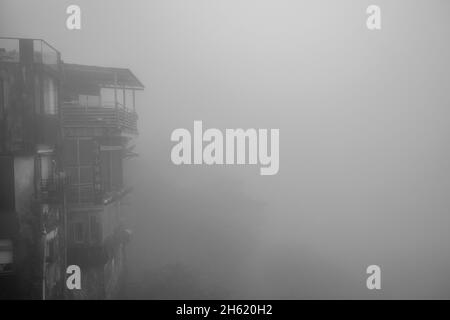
[61, 102, 138, 134]
[0, 38, 60, 71]
[66, 183, 97, 204]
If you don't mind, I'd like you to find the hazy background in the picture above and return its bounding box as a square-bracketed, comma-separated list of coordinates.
[2, 0, 450, 299]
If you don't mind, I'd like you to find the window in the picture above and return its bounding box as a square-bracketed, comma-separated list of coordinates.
[78, 94, 100, 108]
[73, 223, 84, 244]
[64, 138, 97, 203]
[78, 95, 87, 107]
[100, 88, 115, 108]
[43, 76, 57, 115]
[40, 155, 53, 181]
[99, 87, 134, 109]
[0, 239, 13, 274]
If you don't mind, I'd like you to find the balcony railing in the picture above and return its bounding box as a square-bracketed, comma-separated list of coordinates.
[66, 183, 103, 205]
[0, 38, 60, 72]
[61, 102, 138, 134]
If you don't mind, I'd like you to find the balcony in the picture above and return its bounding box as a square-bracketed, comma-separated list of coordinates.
[0, 38, 60, 73]
[61, 103, 138, 135]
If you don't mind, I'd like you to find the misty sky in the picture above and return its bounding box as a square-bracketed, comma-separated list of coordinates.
[2, 0, 450, 299]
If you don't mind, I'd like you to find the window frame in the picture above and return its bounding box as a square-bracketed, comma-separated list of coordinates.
[65, 138, 96, 204]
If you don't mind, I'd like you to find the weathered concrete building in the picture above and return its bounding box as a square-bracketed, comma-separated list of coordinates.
[61, 64, 143, 299]
[0, 37, 143, 299]
[0, 37, 66, 299]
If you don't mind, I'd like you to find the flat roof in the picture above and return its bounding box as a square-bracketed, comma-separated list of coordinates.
[63, 63, 144, 90]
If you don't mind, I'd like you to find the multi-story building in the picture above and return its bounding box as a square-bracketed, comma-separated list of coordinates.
[61, 63, 143, 299]
[0, 37, 143, 299]
[0, 37, 66, 299]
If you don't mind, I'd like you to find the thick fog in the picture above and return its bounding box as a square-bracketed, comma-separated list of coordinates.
[2, 0, 450, 298]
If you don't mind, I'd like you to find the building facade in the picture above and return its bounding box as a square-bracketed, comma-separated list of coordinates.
[0, 37, 143, 299]
[61, 63, 143, 299]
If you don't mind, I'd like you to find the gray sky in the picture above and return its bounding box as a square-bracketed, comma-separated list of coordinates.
[2, 0, 450, 298]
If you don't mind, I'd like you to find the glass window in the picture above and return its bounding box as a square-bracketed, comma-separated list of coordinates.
[43, 76, 57, 115]
[65, 138, 97, 204]
[41, 41, 58, 67]
[79, 95, 100, 107]
[40, 155, 52, 181]
[78, 94, 88, 107]
[87, 95, 100, 107]
[100, 88, 115, 108]
[0, 38, 20, 62]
